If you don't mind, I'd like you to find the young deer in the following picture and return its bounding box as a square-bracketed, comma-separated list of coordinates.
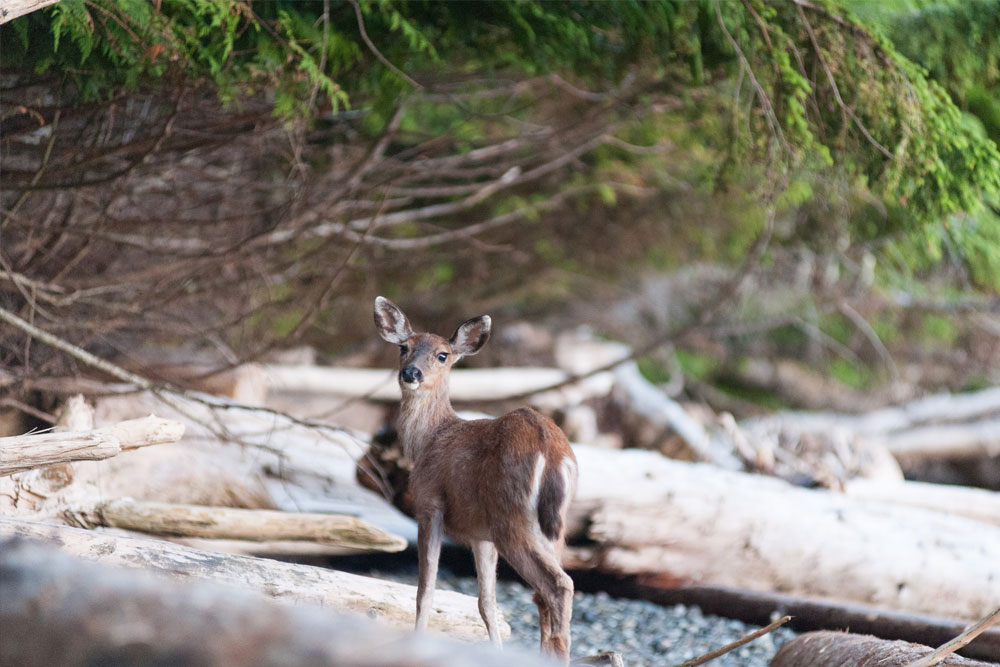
[374, 296, 578, 664]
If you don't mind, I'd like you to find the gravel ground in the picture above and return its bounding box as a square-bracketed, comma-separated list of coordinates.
[346, 559, 797, 666]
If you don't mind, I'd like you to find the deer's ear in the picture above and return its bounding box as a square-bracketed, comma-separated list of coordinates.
[374, 296, 413, 345]
[450, 315, 491, 358]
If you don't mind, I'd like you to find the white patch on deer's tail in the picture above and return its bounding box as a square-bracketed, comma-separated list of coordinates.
[560, 457, 577, 516]
[528, 453, 546, 511]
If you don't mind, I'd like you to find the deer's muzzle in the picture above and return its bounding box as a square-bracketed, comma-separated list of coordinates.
[400, 366, 423, 385]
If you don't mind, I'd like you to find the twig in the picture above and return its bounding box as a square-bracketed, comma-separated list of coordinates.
[713, 0, 789, 157]
[324, 182, 652, 250]
[795, 4, 893, 159]
[2, 110, 61, 229]
[838, 300, 900, 381]
[349, 0, 422, 90]
[906, 605, 1000, 667]
[677, 615, 792, 667]
[0, 302, 397, 502]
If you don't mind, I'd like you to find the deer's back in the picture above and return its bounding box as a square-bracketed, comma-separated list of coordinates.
[410, 408, 577, 546]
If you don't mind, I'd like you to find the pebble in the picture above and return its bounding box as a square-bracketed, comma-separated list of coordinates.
[351, 564, 797, 666]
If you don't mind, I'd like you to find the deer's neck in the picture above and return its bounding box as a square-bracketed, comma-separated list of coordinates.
[397, 381, 459, 461]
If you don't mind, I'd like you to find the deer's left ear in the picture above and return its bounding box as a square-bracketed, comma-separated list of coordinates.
[450, 315, 491, 358]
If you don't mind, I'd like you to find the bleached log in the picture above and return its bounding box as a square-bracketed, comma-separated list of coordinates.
[0, 415, 185, 476]
[882, 419, 1000, 465]
[612, 361, 742, 469]
[771, 631, 993, 667]
[1, 518, 505, 642]
[0, 0, 61, 24]
[843, 478, 1000, 528]
[566, 445, 1000, 621]
[744, 386, 1000, 465]
[0, 537, 541, 667]
[262, 364, 615, 406]
[166, 537, 393, 557]
[69, 498, 407, 552]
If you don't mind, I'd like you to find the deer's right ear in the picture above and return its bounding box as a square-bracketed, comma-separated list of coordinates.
[374, 296, 413, 345]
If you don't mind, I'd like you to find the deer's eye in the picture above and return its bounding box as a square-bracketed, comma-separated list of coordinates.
[437, 352, 448, 363]
[399, 345, 408, 355]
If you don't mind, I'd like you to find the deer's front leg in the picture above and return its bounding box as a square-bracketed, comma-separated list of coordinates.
[415, 508, 443, 632]
[472, 540, 503, 648]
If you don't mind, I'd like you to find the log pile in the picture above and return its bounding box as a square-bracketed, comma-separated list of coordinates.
[6, 328, 1000, 663]
[0, 393, 505, 647]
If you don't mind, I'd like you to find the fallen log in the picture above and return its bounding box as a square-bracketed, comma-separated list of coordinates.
[1, 518, 504, 642]
[613, 579, 1000, 663]
[770, 631, 994, 667]
[883, 418, 1000, 465]
[611, 361, 742, 469]
[0, 0, 62, 25]
[67, 498, 407, 552]
[0, 536, 542, 667]
[0, 414, 185, 476]
[262, 364, 616, 409]
[567, 445, 1000, 621]
[843, 478, 1000, 528]
[745, 386, 1000, 466]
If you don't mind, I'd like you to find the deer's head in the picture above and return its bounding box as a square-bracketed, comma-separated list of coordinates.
[374, 296, 491, 394]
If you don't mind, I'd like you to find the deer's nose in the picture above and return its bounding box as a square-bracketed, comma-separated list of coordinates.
[400, 366, 423, 384]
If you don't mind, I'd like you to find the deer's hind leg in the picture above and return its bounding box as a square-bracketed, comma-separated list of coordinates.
[503, 542, 573, 664]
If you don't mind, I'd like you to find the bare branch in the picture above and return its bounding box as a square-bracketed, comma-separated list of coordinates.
[906, 606, 1000, 667]
[796, 4, 893, 159]
[349, 0, 422, 90]
[678, 615, 792, 667]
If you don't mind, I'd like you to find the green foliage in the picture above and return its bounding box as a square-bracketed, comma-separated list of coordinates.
[917, 312, 960, 345]
[830, 357, 870, 389]
[676, 348, 719, 381]
[5, 0, 1000, 284]
[637, 356, 674, 385]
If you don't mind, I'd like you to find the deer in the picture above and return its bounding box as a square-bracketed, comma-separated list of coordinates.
[373, 296, 578, 664]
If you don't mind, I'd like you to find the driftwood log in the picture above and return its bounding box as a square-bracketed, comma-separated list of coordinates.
[567, 445, 1000, 621]
[0, 537, 544, 667]
[746, 386, 1000, 466]
[1, 518, 505, 642]
[261, 364, 616, 409]
[0, 414, 184, 475]
[66, 498, 407, 552]
[770, 631, 994, 667]
[0, 0, 61, 24]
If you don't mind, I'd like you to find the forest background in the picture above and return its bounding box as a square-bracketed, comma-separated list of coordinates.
[3, 0, 1000, 429]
